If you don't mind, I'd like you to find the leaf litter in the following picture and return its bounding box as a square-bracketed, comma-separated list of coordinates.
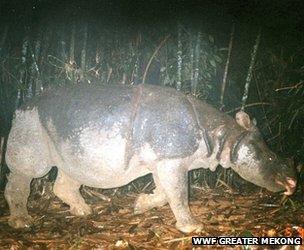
[0, 185, 303, 250]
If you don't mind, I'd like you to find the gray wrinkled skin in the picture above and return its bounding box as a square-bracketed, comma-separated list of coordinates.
[5, 84, 296, 233]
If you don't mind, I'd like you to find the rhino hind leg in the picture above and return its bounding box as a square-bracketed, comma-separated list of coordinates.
[4, 171, 33, 228]
[53, 170, 92, 216]
[155, 159, 203, 233]
[134, 175, 167, 214]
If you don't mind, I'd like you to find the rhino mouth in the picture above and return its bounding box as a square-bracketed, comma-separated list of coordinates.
[275, 177, 297, 196]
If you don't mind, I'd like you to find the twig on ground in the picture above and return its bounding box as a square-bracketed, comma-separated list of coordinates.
[83, 188, 111, 202]
[163, 236, 192, 244]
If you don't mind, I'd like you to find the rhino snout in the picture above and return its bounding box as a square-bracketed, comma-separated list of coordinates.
[275, 177, 297, 196]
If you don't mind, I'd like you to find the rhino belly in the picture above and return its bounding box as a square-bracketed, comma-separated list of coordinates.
[53, 127, 150, 188]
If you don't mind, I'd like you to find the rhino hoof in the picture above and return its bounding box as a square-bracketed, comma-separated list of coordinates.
[8, 215, 33, 229]
[134, 194, 149, 214]
[70, 204, 92, 216]
[175, 221, 204, 234]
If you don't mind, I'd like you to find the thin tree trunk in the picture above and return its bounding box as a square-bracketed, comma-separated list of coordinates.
[94, 43, 101, 80]
[121, 73, 127, 85]
[120, 34, 126, 85]
[40, 29, 50, 90]
[81, 24, 88, 71]
[190, 35, 194, 89]
[161, 43, 168, 86]
[220, 23, 235, 106]
[176, 23, 182, 91]
[21, 38, 28, 66]
[30, 46, 37, 96]
[241, 29, 261, 110]
[133, 54, 139, 84]
[132, 34, 140, 85]
[70, 22, 76, 64]
[69, 22, 76, 83]
[30, 38, 41, 96]
[60, 28, 67, 63]
[0, 25, 9, 57]
[20, 36, 29, 103]
[142, 35, 170, 85]
[191, 31, 201, 95]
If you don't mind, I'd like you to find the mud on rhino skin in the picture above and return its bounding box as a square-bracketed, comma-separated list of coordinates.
[4, 84, 297, 233]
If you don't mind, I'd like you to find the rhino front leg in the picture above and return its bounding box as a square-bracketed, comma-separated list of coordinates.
[134, 175, 167, 214]
[53, 170, 92, 216]
[4, 171, 33, 228]
[155, 159, 202, 233]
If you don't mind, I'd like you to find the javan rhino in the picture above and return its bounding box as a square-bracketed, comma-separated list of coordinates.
[5, 84, 296, 233]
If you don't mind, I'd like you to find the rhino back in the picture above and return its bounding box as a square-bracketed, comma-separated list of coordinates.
[187, 96, 239, 132]
[21, 85, 133, 146]
[20, 84, 201, 160]
[132, 85, 201, 158]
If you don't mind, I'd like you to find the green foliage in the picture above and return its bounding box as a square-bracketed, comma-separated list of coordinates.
[160, 31, 222, 98]
[252, 49, 304, 161]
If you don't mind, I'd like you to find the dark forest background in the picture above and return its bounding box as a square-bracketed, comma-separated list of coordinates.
[0, 0, 303, 192]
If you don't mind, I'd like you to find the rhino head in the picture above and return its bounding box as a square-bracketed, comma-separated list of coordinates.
[230, 111, 297, 195]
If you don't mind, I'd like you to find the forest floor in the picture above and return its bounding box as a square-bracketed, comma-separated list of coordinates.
[0, 184, 303, 250]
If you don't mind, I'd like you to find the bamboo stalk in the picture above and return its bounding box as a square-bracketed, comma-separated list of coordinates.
[0, 25, 9, 57]
[69, 21, 76, 83]
[60, 29, 67, 62]
[19, 36, 29, 103]
[253, 70, 272, 134]
[31, 39, 41, 95]
[69, 21, 76, 64]
[190, 35, 194, 88]
[21, 37, 28, 65]
[34, 39, 41, 63]
[93, 43, 101, 79]
[40, 28, 50, 89]
[176, 23, 182, 91]
[132, 33, 140, 85]
[0, 136, 3, 168]
[191, 31, 201, 95]
[142, 35, 170, 85]
[161, 42, 169, 86]
[220, 23, 235, 106]
[133, 54, 139, 84]
[81, 23, 88, 71]
[121, 72, 126, 85]
[241, 29, 261, 110]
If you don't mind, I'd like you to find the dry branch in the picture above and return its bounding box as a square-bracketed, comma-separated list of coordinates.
[142, 35, 170, 84]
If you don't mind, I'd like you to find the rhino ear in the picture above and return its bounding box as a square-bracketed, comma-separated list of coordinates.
[235, 111, 253, 131]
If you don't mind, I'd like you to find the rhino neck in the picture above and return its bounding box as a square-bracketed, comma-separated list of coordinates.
[187, 96, 240, 133]
[187, 96, 250, 170]
[208, 127, 245, 169]
[187, 127, 245, 172]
